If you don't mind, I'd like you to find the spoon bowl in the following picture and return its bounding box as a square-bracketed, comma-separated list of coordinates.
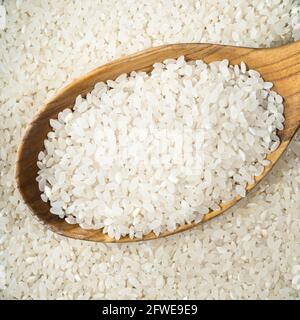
[16, 41, 300, 242]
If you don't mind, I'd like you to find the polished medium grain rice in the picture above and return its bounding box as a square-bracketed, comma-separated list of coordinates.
[1, 0, 300, 299]
[37, 57, 284, 239]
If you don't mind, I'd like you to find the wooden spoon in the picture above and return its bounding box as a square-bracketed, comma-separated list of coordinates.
[16, 41, 300, 243]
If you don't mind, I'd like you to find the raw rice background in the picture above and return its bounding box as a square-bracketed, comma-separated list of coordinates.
[1, 0, 300, 299]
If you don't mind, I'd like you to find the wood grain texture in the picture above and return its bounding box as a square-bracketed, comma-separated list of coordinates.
[16, 41, 300, 242]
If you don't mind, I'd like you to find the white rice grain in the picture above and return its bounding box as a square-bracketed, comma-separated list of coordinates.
[1, 0, 300, 300]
